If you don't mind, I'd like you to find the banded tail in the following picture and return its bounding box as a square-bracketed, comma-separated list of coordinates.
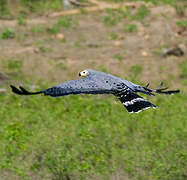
[116, 89, 156, 113]
[116, 82, 179, 113]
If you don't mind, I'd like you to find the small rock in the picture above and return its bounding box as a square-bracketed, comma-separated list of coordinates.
[138, 26, 145, 36]
[0, 72, 10, 81]
[0, 88, 6, 93]
[144, 35, 150, 40]
[87, 44, 99, 48]
[174, 33, 180, 38]
[178, 44, 186, 51]
[118, 36, 125, 40]
[113, 41, 121, 47]
[141, 51, 148, 56]
[162, 47, 184, 57]
[56, 33, 65, 40]
[33, 48, 40, 53]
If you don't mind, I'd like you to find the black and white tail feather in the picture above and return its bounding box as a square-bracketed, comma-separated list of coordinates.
[116, 82, 179, 113]
[10, 82, 180, 114]
[116, 88, 156, 113]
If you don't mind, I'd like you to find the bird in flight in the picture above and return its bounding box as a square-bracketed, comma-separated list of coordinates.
[10, 69, 179, 113]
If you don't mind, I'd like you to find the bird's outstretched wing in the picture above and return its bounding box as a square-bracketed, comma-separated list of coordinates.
[10, 78, 113, 97]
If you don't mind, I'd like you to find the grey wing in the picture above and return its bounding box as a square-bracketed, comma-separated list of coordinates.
[10, 78, 113, 97]
[10, 78, 114, 97]
[43, 78, 113, 97]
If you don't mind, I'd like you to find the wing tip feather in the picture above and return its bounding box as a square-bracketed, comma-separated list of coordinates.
[10, 85, 42, 95]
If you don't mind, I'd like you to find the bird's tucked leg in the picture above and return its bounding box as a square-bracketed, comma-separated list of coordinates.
[142, 82, 180, 95]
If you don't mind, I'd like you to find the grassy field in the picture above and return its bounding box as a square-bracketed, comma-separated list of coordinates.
[0, 0, 187, 179]
[0, 86, 187, 180]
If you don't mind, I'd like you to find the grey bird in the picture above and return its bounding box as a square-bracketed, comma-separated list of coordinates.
[10, 69, 179, 113]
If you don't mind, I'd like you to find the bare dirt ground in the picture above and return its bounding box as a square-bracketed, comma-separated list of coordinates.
[0, 4, 186, 90]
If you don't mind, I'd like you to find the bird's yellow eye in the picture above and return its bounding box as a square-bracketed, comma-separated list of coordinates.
[79, 70, 88, 77]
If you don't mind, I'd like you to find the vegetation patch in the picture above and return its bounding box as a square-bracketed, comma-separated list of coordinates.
[124, 23, 137, 33]
[131, 5, 150, 21]
[30, 25, 45, 34]
[2, 59, 23, 72]
[0, 86, 186, 179]
[1, 28, 15, 39]
[130, 64, 142, 80]
[176, 20, 187, 28]
[179, 59, 187, 85]
[113, 53, 123, 61]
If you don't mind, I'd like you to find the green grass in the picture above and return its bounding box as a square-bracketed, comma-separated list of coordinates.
[104, 15, 122, 26]
[179, 59, 187, 78]
[124, 24, 137, 33]
[30, 25, 45, 34]
[0, 85, 186, 180]
[176, 20, 187, 28]
[108, 5, 150, 23]
[39, 47, 53, 53]
[109, 32, 119, 40]
[56, 16, 74, 28]
[179, 59, 187, 85]
[60, 38, 66, 43]
[113, 53, 123, 61]
[106, 0, 186, 6]
[80, 8, 89, 14]
[21, 0, 62, 13]
[104, 8, 123, 26]
[0, 0, 9, 17]
[46, 25, 59, 35]
[1, 28, 15, 39]
[130, 64, 142, 80]
[131, 5, 150, 21]
[2, 59, 23, 72]
[17, 13, 27, 26]
[46, 16, 77, 35]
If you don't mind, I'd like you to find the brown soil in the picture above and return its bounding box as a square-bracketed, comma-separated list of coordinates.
[0, 4, 186, 91]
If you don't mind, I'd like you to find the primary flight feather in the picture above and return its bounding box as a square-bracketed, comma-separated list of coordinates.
[10, 69, 180, 113]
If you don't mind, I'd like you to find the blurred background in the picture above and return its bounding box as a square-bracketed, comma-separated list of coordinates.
[0, 0, 187, 179]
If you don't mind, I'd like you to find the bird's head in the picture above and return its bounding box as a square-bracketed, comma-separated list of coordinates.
[79, 69, 89, 77]
[79, 69, 102, 78]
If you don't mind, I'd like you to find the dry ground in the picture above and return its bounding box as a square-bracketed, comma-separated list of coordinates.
[0, 4, 186, 89]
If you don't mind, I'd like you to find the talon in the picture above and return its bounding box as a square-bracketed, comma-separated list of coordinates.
[145, 83, 149, 88]
[160, 87, 168, 91]
[157, 82, 163, 89]
[156, 87, 168, 91]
